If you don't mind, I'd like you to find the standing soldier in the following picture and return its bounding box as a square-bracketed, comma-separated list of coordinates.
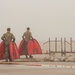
[1, 28, 15, 62]
[22, 27, 33, 58]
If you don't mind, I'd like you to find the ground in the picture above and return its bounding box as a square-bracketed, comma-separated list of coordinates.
[0, 54, 75, 75]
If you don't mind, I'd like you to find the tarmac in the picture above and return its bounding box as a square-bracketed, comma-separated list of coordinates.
[0, 54, 75, 75]
[0, 62, 75, 75]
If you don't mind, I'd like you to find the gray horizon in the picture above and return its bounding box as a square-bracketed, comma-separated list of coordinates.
[0, 0, 75, 42]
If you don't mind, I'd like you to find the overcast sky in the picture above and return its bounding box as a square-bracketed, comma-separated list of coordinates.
[0, 0, 75, 42]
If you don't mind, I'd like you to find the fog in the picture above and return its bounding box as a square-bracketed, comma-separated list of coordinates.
[0, 0, 75, 42]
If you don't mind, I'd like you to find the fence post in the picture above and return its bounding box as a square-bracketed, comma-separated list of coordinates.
[49, 38, 51, 56]
[61, 38, 63, 56]
[64, 38, 66, 56]
[70, 37, 72, 52]
[55, 38, 57, 52]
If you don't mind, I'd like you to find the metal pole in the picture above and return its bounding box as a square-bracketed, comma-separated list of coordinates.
[61, 38, 63, 56]
[70, 37, 72, 52]
[49, 38, 51, 56]
[64, 38, 66, 56]
[55, 38, 57, 52]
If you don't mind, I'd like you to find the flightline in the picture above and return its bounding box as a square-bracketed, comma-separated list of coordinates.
[25, 64, 75, 68]
[0, 62, 75, 68]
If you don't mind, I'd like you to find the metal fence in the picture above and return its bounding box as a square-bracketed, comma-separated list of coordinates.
[44, 38, 75, 56]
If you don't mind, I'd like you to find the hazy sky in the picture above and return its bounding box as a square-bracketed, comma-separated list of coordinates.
[0, 0, 75, 42]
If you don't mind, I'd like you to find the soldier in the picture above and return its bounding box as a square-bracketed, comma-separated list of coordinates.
[1, 28, 15, 62]
[22, 27, 33, 58]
